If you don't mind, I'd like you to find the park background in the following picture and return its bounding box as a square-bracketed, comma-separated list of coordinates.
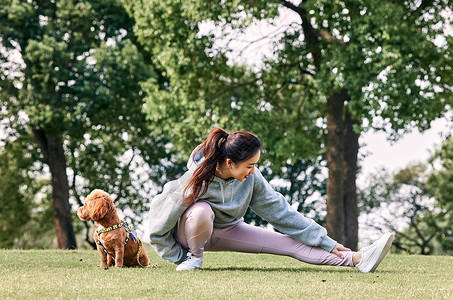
[1, 0, 452, 258]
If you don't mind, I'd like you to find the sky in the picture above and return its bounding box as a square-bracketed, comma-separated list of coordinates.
[358, 114, 452, 185]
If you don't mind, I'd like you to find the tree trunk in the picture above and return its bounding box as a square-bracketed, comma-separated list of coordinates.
[325, 90, 360, 250]
[325, 91, 346, 243]
[343, 110, 359, 250]
[33, 129, 77, 249]
[282, 0, 360, 249]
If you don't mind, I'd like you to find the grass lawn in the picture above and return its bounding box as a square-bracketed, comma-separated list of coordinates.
[0, 247, 452, 299]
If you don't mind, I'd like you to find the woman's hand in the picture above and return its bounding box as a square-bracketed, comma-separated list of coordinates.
[331, 243, 351, 259]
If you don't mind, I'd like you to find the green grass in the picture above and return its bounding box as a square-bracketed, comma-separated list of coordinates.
[0, 247, 452, 299]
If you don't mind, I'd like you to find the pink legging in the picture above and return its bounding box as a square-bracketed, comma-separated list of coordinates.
[175, 201, 354, 267]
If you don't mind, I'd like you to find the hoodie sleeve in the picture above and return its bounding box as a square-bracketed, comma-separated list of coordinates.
[148, 172, 191, 264]
[249, 169, 337, 252]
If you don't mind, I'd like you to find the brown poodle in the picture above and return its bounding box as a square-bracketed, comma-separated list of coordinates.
[77, 189, 149, 269]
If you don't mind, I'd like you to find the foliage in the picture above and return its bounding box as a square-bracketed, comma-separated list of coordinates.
[123, 0, 325, 169]
[429, 137, 453, 209]
[245, 157, 327, 226]
[302, 0, 452, 131]
[0, 0, 185, 248]
[0, 133, 52, 248]
[428, 137, 453, 253]
[359, 162, 453, 255]
[125, 0, 453, 153]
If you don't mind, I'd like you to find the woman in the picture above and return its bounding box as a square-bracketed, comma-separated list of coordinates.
[149, 128, 393, 272]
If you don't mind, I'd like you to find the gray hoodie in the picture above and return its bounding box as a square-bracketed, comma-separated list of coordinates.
[148, 146, 337, 264]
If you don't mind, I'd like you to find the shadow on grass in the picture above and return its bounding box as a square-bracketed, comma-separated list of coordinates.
[202, 266, 400, 274]
[203, 266, 345, 273]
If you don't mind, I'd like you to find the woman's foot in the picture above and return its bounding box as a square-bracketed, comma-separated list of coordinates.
[355, 233, 394, 273]
[352, 251, 362, 266]
[176, 253, 203, 271]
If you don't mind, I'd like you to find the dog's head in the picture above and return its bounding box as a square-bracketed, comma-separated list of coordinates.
[77, 189, 116, 222]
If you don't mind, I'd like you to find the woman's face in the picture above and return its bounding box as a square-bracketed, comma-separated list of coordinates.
[228, 151, 261, 182]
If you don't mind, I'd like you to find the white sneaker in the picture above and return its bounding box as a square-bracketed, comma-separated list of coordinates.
[176, 253, 203, 271]
[356, 233, 394, 273]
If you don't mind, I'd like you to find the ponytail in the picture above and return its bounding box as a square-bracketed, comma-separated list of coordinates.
[183, 127, 261, 206]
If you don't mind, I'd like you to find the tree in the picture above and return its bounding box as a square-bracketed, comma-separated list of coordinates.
[428, 137, 453, 253]
[0, 133, 53, 248]
[0, 0, 176, 248]
[359, 161, 453, 255]
[359, 164, 437, 254]
[429, 137, 453, 210]
[125, 0, 452, 249]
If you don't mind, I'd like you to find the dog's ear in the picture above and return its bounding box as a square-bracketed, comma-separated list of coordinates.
[89, 192, 114, 221]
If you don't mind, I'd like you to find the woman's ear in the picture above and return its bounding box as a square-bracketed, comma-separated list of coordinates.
[226, 158, 234, 169]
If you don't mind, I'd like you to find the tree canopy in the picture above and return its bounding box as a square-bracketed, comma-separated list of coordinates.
[0, 0, 181, 248]
[428, 137, 453, 253]
[1, 0, 452, 250]
[359, 139, 453, 255]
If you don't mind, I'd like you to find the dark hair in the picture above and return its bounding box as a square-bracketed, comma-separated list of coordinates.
[183, 127, 261, 206]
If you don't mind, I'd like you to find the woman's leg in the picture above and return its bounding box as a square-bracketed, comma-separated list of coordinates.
[205, 222, 354, 267]
[174, 201, 215, 258]
[175, 202, 353, 267]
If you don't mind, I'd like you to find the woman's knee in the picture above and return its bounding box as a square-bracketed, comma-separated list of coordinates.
[186, 201, 215, 223]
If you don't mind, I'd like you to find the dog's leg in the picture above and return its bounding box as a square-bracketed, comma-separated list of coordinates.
[97, 245, 109, 269]
[107, 255, 115, 267]
[139, 246, 149, 267]
[114, 246, 124, 268]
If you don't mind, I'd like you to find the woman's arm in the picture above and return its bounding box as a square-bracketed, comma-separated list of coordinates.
[148, 174, 191, 264]
[249, 169, 337, 252]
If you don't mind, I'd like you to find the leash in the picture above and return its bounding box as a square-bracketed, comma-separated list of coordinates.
[95, 220, 147, 267]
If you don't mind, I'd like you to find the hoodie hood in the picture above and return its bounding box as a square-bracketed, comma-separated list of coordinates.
[186, 145, 235, 204]
[187, 145, 204, 172]
[186, 145, 229, 183]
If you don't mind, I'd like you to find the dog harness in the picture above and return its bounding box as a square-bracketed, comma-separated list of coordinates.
[95, 220, 146, 267]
